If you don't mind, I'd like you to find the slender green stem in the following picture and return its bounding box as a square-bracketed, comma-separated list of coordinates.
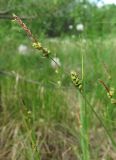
[79, 94, 90, 160]
[81, 93, 116, 148]
[79, 51, 90, 160]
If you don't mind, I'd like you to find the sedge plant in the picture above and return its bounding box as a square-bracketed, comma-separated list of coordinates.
[12, 14, 116, 160]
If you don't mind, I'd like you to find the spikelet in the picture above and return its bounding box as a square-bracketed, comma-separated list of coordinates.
[32, 42, 42, 50]
[71, 71, 82, 91]
[99, 80, 116, 104]
[107, 87, 116, 104]
[12, 14, 50, 58]
[107, 87, 115, 99]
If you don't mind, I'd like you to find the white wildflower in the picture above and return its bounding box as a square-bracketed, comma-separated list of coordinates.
[18, 44, 28, 55]
[76, 23, 84, 32]
[69, 25, 73, 30]
[97, 1, 104, 8]
[51, 57, 61, 69]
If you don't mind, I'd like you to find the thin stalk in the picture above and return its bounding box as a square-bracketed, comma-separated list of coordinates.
[79, 52, 90, 160]
[81, 92, 116, 148]
[79, 94, 90, 160]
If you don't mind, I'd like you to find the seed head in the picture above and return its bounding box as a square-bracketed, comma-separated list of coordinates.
[71, 71, 82, 91]
[32, 42, 42, 50]
[107, 87, 115, 99]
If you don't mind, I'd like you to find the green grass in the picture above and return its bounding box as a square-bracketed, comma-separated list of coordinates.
[0, 33, 116, 160]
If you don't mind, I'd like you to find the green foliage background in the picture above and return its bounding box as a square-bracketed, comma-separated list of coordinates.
[0, 0, 116, 159]
[0, 0, 116, 37]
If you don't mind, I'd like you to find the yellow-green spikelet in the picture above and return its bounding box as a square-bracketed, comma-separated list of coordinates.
[32, 42, 50, 57]
[32, 42, 42, 50]
[71, 71, 82, 91]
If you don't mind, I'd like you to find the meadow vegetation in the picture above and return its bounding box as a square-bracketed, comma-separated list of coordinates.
[0, 0, 116, 159]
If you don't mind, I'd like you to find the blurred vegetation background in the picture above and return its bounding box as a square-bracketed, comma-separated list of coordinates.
[0, 0, 116, 38]
[0, 0, 116, 160]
